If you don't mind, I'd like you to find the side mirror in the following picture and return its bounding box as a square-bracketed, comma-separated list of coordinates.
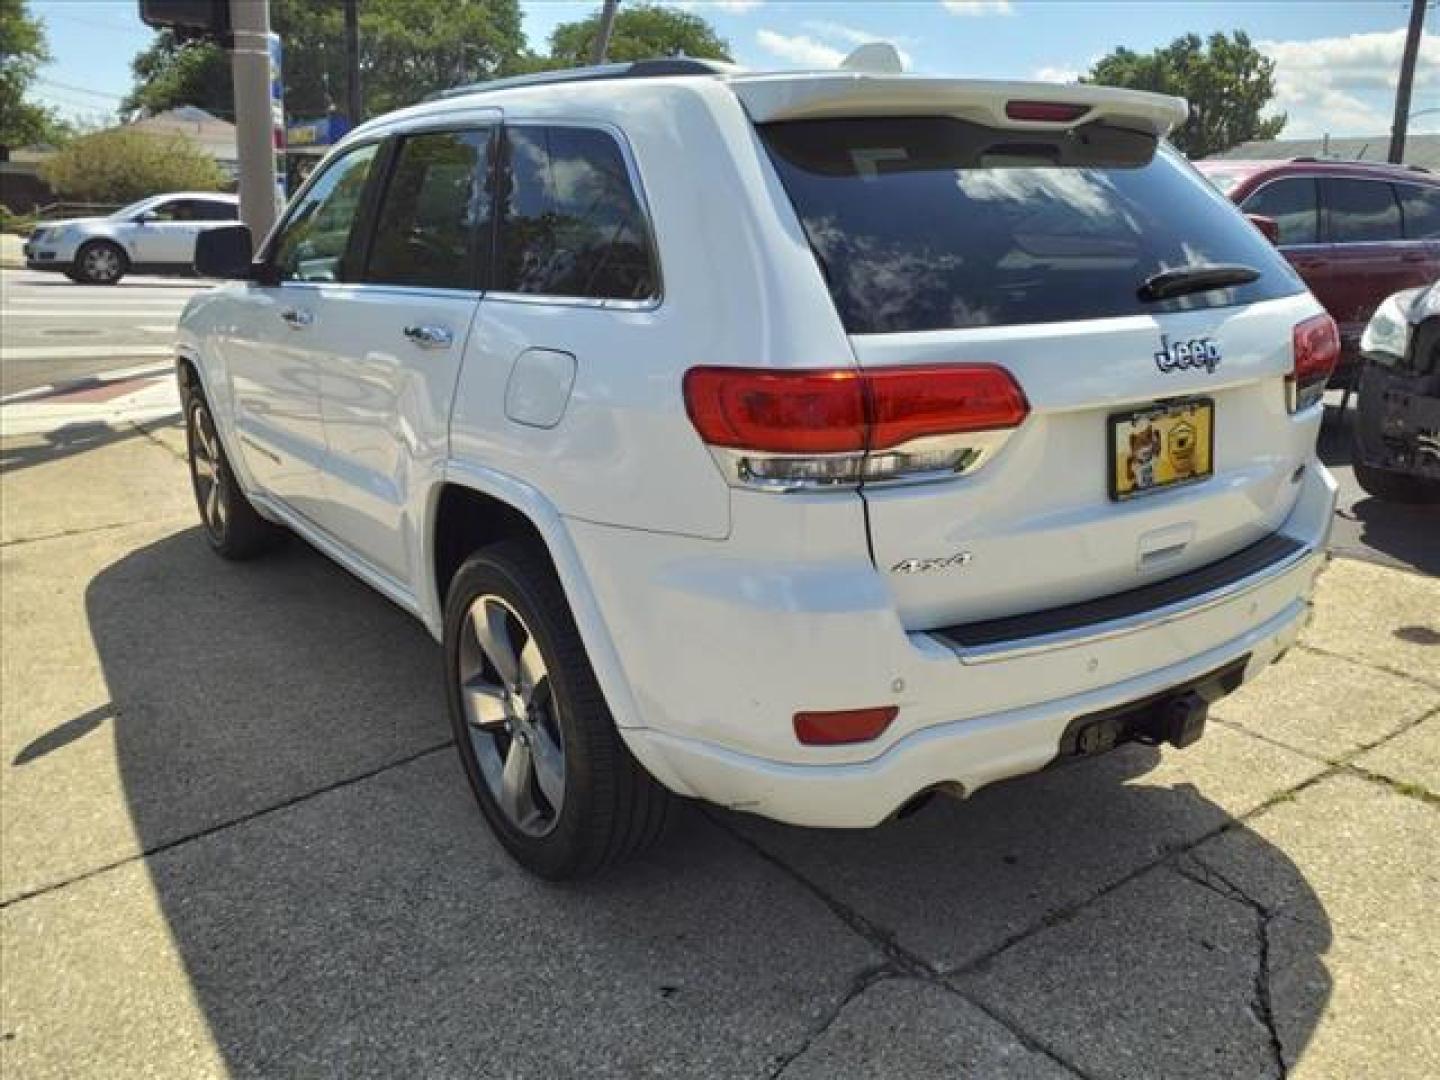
[1246, 213, 1281, 245]
[194, 224, 255, 280]
[136, 210, 159, 224]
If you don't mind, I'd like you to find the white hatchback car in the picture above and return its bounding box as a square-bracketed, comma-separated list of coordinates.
[179, 59, 1340, 878]
[25, 191, 239, 284]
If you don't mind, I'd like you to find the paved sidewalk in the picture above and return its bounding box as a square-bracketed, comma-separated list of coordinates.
[1, 416, 1437, 1078]
[0, 234, 23, 270]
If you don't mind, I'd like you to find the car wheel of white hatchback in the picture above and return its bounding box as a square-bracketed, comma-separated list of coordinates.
[444, 540, 671, 879]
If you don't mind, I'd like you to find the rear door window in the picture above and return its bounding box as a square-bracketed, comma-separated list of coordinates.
[1323, 178, 1402, 243]
[1240, 177, 1319, 246]
[365, 128, 494, 290]
[759, 116, 1304, 334]
[495, 125, 657, 301]
[1396, 182, 1440, 240]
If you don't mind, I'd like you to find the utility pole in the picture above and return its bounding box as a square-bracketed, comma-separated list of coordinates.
[1389, 0, 1427, 164]
[590, 0, 620, 66]
[344, 0, 362, 126]
[230, 0, 278, 240]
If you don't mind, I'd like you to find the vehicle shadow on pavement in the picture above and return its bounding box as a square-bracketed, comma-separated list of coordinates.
[1318, 406, 1440, 575]
[0, 421, 155, 476]
[85, 528, 1333, 1077]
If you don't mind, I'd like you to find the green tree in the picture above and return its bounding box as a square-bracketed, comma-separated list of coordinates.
[547, 2, 730, 66]
[1084, 32, 1285, 158]
[122, 31, 233, 120]
[123, 0, 526, 123]
[39, 127, 225, 201]
[1, 0, 65, 149]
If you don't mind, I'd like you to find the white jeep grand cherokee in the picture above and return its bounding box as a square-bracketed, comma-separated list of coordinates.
[178, 59, 1339, 879]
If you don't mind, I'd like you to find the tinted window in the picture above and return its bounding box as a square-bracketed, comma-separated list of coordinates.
[140, 200, 189, 222]
[1240, 177, 1318, 245]
[1397, 183, 1440, 239]
[1325, 178, 1401, 243]
[497, 126, 656, 300]
[191, 200, 238, 221]
[271, 143, 379, 282]
[366, 129, 493, 290]
[761, 117, 1302, 334]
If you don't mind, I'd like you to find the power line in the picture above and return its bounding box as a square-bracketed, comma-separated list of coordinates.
[35, 77, 126, 101]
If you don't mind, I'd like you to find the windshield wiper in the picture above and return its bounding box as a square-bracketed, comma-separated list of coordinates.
[1138, 264, 1260, 302]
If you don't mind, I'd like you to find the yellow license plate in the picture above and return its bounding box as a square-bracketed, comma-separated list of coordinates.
[1109, 399, 1214, 501]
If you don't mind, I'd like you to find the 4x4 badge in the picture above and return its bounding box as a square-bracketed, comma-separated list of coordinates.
[1154, 335, 1221, 374]
[891, 552, 973, 575]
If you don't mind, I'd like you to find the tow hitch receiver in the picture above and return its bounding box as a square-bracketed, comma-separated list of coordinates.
[1059, 657, 1247, 759]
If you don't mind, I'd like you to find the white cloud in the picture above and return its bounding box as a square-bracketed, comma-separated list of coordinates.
[800, 20, 914, 70]
[672, 1, 764, 12]
[756, 29, 846, 69]
[1032, 65, 1080, 84]
[941, 1, 1014, 16]
[1259, 29, 1440, 138]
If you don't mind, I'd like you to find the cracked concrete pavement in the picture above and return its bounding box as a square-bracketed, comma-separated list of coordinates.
[1, 416, 1438, 1079]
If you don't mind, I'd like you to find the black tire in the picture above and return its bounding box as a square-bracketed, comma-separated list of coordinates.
[64, 271, 86, 284]
[444, 540, 671, 879]
[180, 374, 285, 559]
[1353, 459, 1440, 503]
[73, 240, 127, 285]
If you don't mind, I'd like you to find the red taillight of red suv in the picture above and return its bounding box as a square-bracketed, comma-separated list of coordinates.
[1289, 313, 1341, 413]
[683, 364, 1029, 489]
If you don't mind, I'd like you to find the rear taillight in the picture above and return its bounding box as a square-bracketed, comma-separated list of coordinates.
[683, 364, 1029, 490]
[1288, 313, 1341, 413]
[1005, 100, 1091, 123]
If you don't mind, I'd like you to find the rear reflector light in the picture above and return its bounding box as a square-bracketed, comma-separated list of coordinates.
[683, 365, 1029, 489]
[794, 706, 898, 746]
[1005, 100, 1090, 122]
[1288, 313, 1341, 413]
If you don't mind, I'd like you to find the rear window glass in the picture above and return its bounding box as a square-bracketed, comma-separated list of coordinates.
[1396, 182, 1440, 240]
[760, 117, 1304, 334]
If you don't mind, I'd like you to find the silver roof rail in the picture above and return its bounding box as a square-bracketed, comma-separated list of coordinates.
[425, 58, 733, 103]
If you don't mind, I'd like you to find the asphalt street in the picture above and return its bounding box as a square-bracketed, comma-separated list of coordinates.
[0, 267, 204, 397]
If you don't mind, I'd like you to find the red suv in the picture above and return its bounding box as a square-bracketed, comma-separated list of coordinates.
[1194, 158, 1440, 379]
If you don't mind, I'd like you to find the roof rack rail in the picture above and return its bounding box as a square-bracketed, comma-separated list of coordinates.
[426, 58, 732, 102]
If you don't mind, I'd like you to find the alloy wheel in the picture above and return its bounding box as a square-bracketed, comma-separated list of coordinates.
[457, 595, 566, 837]
[83, 245, 121, 283]
[188, 399, 228, 540]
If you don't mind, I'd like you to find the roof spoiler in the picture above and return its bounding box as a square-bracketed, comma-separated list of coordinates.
[728, 75, 1189, 138]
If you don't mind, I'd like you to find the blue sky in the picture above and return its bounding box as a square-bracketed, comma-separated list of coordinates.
[30, 0, 1440, 140]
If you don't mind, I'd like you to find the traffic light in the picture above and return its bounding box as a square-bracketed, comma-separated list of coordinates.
[138, 0, 231, 41]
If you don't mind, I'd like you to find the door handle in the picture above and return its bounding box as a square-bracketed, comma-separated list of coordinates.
[1401, 251, 1427, 263]
[280, 307, 314, 329]
[403, 324, 454, 349]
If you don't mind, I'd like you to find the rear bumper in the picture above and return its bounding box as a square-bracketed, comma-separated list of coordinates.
[625, 591, 1312, 827]
[573, 463, 1337, 827]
